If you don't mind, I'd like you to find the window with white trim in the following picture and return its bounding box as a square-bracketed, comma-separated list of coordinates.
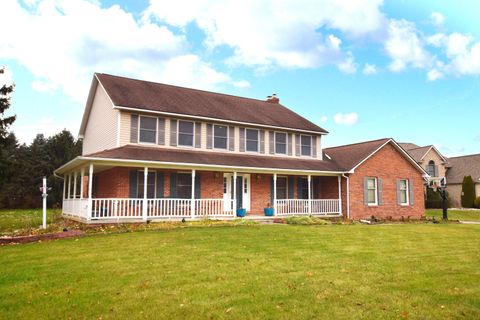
[275, 132, 287, 154]
[139, 116, 157, 143]
[213, 124, 228, 149]
[178, 121, 194, 147]
[300, 135, 312, 156]
[427, 160, 436, 177]
[137, 171, 156, 198]
[276, 177, 288, 199]
[366, 177, 377, 205]
[245, 129, 259, 152]
[399, 179, 409, 205]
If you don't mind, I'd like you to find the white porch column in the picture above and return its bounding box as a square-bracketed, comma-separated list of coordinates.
[67, 173, 72, 199]
[337, 175, 342, 215]
[191, 169, 196, 219]
[273, 173, 277, 215]
[62, 174, 66, 201]
[73, 171, 77, 199]
[308, 175, 312, 214]
[87, 164, 94, 221]
[80, 167, 85, 200]
[142, 167, 148, 221]
[233, 172, 237, 214]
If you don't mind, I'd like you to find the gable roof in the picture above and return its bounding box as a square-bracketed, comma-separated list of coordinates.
[445, 153, 480, 184]
[399, 142, 420, 150]
[87, 73, 327, 134]
[324, 138, 427, 175]
[399, 143, 448, 164]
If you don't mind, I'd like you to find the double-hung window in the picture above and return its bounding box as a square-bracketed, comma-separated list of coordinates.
[213, 125, 228, 149]
[399, 179, 409, 205]
[139, 116, 157, 143]
[177, 173, 192, 199]
[276, 177, 288, 199]
[366, 177, 377, 205]
[246, 129, 259, 152]
[300, 135, 312, 156]
[178, 121, 194, 147]
[275, 132, 287, 154]
[137, 171, 156, 198]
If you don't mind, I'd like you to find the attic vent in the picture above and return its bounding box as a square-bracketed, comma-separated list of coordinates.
[266, 93, 279, 104]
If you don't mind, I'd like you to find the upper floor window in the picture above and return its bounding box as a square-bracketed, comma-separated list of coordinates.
[137, 170, 156, 198]
[300, 135, 312, 156]
[276, 177, 288, 199]
[178, 121, 194, 147]
[213, 125, 228, 149]
[246, 129, 259, 152]
[275, 132, 287, 154]
[427, 160, 436, 176]
[399, 179, 409, 205]
[139, 116, 157, 143]
[366, 177, 377, 205]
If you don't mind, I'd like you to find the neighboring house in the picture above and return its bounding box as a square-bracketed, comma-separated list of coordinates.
[55, 73, 427, 222]
[445, 154, 480, 207]
[399, 143, 450, 186]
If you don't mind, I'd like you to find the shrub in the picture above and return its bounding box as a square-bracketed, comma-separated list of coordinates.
[284, 216, 331, 225]
[461, 175, 476, 208]
[425, 187, 451, 209]
[474, 196, 480, 209]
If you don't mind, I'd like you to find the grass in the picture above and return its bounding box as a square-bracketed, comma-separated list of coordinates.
[0, 209, 62, 235]
[425, 208, 480, 221]
[1, 224, 479, 319]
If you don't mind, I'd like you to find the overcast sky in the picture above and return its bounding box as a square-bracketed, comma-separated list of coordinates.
[1, 0, 479, 156]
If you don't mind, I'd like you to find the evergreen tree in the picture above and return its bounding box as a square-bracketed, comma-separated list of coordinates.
[461, 175, 476, 208]
[0, 72, 16, 141]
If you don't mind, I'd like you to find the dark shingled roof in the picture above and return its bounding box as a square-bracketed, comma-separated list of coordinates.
[85, 145, 343, 172]
[399, 142, 420, 150]
[401, 146, 432, 162]
[323, 138, 391, 171]
[445, 154, 480, 184]
[96, 73, 327, 133]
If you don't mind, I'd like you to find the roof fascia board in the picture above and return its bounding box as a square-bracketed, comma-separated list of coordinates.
[421, 145, 448, 163]
[114, 105, 327, 135]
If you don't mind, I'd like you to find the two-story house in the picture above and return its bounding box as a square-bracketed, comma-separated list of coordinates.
[55, 73, 427, 222]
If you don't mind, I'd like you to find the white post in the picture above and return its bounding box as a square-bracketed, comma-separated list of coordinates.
[308, 175, 312, 214]
[62, 174, 66, 201]
[233, 172, 237, 215]
[42, 176, 47, 229]
[73, 171, 77, 199]
[87, 164, 93, 221]
[191, 169, 196, 219]
[142, 167, 148, 221]
[67, 173, 72, 199]
[337, 175, 342, 215]
[273, 173, 277, 216]
[80, 167, 85, 200]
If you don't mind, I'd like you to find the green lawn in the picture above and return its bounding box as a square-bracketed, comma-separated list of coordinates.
[0, 209, 61, 235]
[426, 208, 480, 221]
[1, 224, 479, 319]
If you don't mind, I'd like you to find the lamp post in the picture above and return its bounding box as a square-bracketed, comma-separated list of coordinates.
[437, 185, 448, 220]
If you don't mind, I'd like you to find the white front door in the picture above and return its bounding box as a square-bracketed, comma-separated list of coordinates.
[223, 173, 251, 211]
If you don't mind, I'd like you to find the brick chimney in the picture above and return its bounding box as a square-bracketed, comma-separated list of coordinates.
[266, 93, 279, 104]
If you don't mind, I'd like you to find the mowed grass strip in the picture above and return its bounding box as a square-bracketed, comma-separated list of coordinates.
[426, 209, 480, 221]
[1, 224, 479, 319]
[0, 209, 60, 234]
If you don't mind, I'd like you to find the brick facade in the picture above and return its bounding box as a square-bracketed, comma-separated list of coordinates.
[347, 143, 425, 220]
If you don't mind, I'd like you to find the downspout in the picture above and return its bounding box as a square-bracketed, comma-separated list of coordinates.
[342, 173, 350, 219]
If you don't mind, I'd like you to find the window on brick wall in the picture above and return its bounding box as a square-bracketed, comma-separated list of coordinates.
[137, 171, 156, 198]
[276, 177, 288, 199]
[366, 177, 377, 205]
[399, 179, 409, 205]
[177, 173, 192, 199]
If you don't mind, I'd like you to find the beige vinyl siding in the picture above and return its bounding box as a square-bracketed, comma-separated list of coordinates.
[316, 135, 322, 159]
[82, 84, 118, 155]
[119, 111, 131, 146]
[201, 122, 207, 149]
[165, 118, 171, 146]
[422, 149, 447, 178]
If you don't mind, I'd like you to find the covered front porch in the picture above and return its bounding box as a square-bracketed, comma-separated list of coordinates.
[58, 160, 346, 223]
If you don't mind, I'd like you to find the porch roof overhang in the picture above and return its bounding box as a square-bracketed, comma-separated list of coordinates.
[55, 145, 346, 176]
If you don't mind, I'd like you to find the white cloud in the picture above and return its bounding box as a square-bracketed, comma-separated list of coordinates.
[232, 80, 251, 89]
[145, 0, 385, 69]
[427, 69, 443, 81]
[337, 52, 357, 74]
[334, 112, 359, 126]
[0, 0, 245, 102]
[385, 19, 433, 72]
[430, 12, 445, 27]
[0, 67, 14, 87]
[363, 63, 378, 75]
[11, 117, 69, 143]
[320, 116, 328, 123]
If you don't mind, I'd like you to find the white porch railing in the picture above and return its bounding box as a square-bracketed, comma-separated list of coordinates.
[147, 199, 192, 218]
[195, 199, 235, 217]
[91, 198, 143, 219]
[63, 199, 89, 219]
[276, 199, 340, 216]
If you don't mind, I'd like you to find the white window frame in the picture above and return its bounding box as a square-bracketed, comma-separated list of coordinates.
[300, 134, 312, 157]
[137, 170, 157, 198]
[177, 120, 195, 148]
[399, 179, 409, 206]
[138, 115, 158, 144]
[366, 177, 378, 206]
[213, 124, 229, 150]
[274, 131, 287, 155]
[245, 128, 259, 153]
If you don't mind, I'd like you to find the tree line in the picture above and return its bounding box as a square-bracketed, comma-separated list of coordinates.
[1, 70, 82, 208]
